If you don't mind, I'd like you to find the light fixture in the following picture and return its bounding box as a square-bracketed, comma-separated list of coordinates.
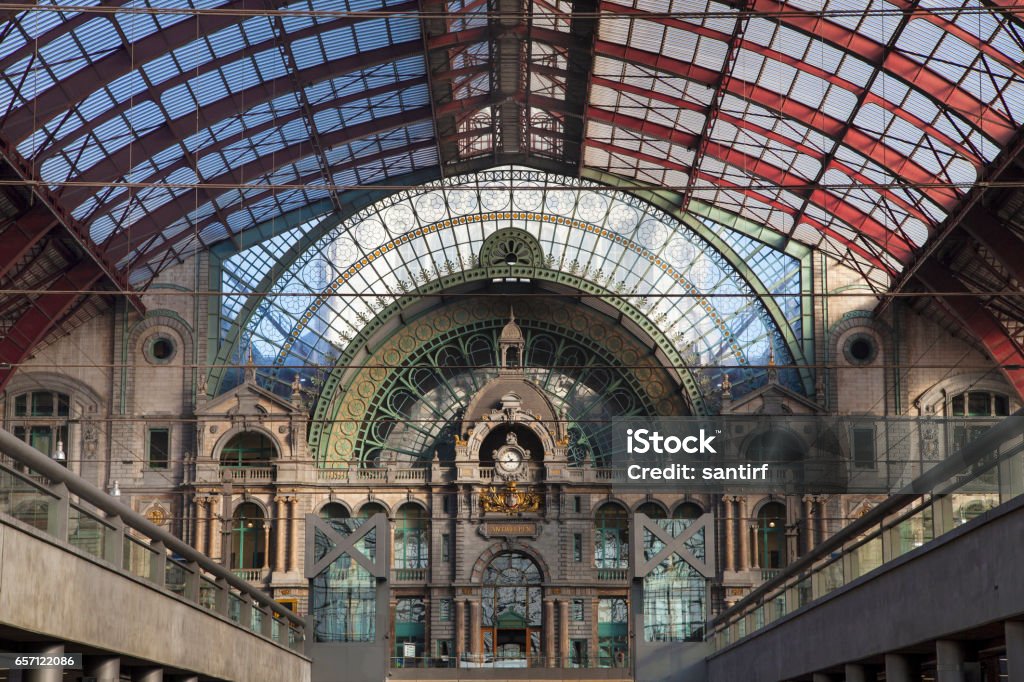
[768, 520, 776, 528]
[111, 480, 121, 497]
[53, 440, 66, 462]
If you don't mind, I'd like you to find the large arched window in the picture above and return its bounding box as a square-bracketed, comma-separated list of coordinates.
[231, 502, 266, 572]
[481, 553, 543, 665]
[595, 503, 629, 569]
[220, 432, 276, 468]
[394, 503, 428, 570]
[672, 503, 703, 523]
[8, 390, 70, 463]
[756, 502, 787, 570]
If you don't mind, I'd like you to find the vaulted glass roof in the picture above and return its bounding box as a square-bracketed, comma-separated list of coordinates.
[1, 0, 1022, 290]
[217, 166, 808, 410]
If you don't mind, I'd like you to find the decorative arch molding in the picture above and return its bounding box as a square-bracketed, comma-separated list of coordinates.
[394, 498, 431, 515]
[315, 499, 354, 517]
[469, 543, 551, 584]
[124, 310, 197, 416]
[212, 167, 812, 403]
[914, 372, 1020, 417]
[231, 497, 270, 517]
[632, 498, 669, 515]
[209, 425, 282, 463]
[355, 498, 393, 517]
[3, 370, 103, 413]
[312, 299, 686, 466]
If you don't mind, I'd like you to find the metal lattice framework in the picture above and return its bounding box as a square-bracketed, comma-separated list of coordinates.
[3, 1, 1024, 394]
[213, 167, 810, 416]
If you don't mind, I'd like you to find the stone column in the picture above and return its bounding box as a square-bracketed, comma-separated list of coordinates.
[803, 496, 815, 553]
[1007, 621, 1024, 682]
[83, 655, 120, 682]
[469, 599, 482, 664]
[738, 496, 750, 571]
[544, 598, 556, 666]
[262, 520, 271, 572]
[884, 653, 916, 682]
[24, 644, 64, 682]
[723, 496, 735, 572]
[558, 599, 569, 667]
[843, 663, 869, 682]
[936, 640, 966, 682]
[195, 497, 208, 556]
[273, 497, 286, 574]
[750, 520, 760, 570]
[131, 668, 163, 682]
[454, 599, 466, 665]
[287, 497, 299, 573]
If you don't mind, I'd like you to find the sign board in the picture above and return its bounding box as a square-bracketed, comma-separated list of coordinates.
[403, 643, 416, 658]
[483, 521, 538, 537]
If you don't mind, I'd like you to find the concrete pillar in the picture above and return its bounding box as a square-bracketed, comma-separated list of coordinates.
[723, 496, 735, 572]
[936, 640, 966, 682]
[83, 655, 121, 682]
[1006, 621, 1024, 682]
[544, 598, 556, 666]
[24, 644, 64, 682]
[131, 668, 163, 682]
[469, 600, 482, 663]
[273, 497, 286, 574]
[454, 599, 466, 665]
[803, 496, 814, 553]
[885, 654, 916, 682]
[843, 663, 869, 682]
[738, 496, 750, 571]
[558, 599, 569, 667]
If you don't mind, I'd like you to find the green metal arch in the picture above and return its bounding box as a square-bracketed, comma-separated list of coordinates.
[210, 166, 813, 398]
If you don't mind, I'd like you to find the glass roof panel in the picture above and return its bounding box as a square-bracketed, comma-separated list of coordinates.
[221, 167, 807, 405]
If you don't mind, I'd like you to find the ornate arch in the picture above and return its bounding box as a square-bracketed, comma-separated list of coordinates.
[469, 543, 550, 584]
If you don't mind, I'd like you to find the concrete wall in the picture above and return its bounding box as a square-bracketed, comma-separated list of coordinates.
[0, 518, 311, 682]
[706, 494, 1024, 681]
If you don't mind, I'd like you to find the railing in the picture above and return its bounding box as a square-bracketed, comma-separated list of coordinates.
[221, 466, 274, 483]
[0, 428, 306, 653]
[760, 569, 781, 581]
[391, 567, 428, 581]
[315, 467, 428, 483]
[709, 414, 1024, 652]
[596, 567, 629, 581]
[233, 567, 267, 582]
[389, 654, 632, 670]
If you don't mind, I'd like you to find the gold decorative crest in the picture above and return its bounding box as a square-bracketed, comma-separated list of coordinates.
[480, 482, 541, 514]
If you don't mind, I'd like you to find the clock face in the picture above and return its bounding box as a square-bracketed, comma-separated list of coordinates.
[496, 447, 523, 473]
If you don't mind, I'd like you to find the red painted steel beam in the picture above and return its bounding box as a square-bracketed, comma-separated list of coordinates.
[54, 40, 424, 208]
[131, 136, 440, 268]
[960, 204, 1024, 285]
[748, 0, 1017, 141]
[0, 259, 104, 391]
[74, 75, 429, 225]
[0, 137, 143, 312]
[0, 206, 58, 280]
[587, 106, 915, 262]
[590, 74, 935, 229]
[588, 138, 892, 271]
[593, 43, 961, 212]
[915, 260, 1024, 399]
[1, 1, 421, 144]
[100, 107, 434, 260]
[599, 1, 988, 169]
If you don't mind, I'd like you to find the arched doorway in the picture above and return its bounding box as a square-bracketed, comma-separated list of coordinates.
[756, 502, 786, 570]
[231, 502, 266, 573]
[481, 552, 543, 666]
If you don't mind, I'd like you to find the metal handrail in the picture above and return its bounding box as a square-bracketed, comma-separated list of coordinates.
[0, 427, 306, 640]
[712, 411, 1024, 633]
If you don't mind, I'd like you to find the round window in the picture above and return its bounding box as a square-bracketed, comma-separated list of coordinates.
[843, 333, 877, 366]
[145, 335, 177, 364]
